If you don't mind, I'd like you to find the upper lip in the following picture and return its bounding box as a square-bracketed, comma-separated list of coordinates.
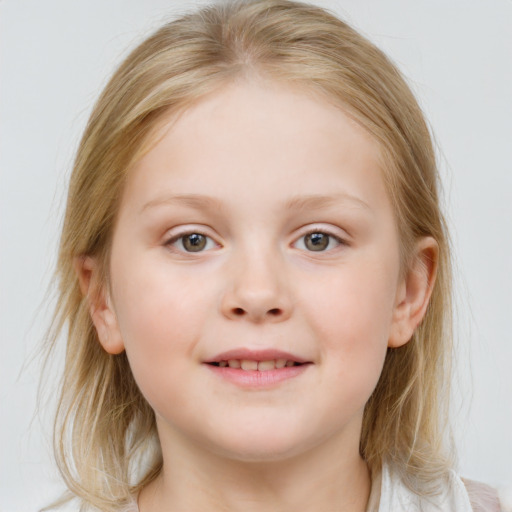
[204, 348, 310, 364]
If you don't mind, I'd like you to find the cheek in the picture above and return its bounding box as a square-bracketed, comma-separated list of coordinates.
[309, 257, 397, 340]
[109, 258, 216, 399]
[303, 258, 398, 396]
[112, 255, 213, 344]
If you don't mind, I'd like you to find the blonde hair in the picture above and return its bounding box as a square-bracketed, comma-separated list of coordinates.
[45, 1, 454, 509]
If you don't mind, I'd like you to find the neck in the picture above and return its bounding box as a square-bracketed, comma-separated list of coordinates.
[139, 425, 371, 512]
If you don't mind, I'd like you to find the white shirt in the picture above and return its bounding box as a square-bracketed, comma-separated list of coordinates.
[366, 463, 475, 512]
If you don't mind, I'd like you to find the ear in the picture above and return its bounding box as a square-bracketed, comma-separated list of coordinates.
[73, 256, 125, 355]
[388, 237, 438, 348]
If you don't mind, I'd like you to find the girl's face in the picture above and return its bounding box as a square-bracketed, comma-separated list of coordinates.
[93, 81, 424, 462]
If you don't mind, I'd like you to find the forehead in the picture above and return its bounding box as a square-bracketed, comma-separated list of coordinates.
[122, 80, 390, 217]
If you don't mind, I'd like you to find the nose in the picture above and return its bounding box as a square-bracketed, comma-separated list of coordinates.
[220, 250, 293, 323]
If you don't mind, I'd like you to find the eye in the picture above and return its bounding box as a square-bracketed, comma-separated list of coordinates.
[294, 230, 344, 252]
[166, 232, 218, 253]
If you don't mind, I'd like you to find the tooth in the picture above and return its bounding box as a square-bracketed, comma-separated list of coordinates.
[219, 361, 228, 367]
[285, 360, 295, 367]
[241, 360, 258, 370]
[275, 359, 286, 369]
[258, 360, 275, 371]
[228, 359, 241, 369]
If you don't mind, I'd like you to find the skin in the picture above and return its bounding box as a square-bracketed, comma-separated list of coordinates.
[78, 80, 437, 511]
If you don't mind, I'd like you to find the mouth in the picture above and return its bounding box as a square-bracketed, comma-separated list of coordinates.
[207, 359, 305, 371]
[203, 349, 312, 387]
[204, 348, 310, 368]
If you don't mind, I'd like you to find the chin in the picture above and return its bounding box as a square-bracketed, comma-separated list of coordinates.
[202, 422, 319, 463]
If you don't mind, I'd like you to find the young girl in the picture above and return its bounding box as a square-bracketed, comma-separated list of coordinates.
[44, 1, 504, 511]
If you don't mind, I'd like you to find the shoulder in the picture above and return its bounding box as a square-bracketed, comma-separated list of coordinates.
[462, 477, 503, 512]
[370, 463, 504, 512]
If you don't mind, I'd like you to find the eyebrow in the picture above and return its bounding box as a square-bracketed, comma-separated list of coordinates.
[140, 193, 371, 214]
[284, 194, 371, 212]
[140, 194, 226, 214]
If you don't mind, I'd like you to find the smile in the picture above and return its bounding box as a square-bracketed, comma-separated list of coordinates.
[208, 359, 303, 371]
[204, 349, 312, 388]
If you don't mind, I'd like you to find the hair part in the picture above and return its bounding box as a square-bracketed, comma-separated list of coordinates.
[44, 1, 454, 509]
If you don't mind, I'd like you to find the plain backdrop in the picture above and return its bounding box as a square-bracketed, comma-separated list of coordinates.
[1, 0, 511, 510]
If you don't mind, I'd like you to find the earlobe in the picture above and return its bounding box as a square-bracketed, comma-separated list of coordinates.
[73, 256, 125, 355]
[388, 237, 438, 348]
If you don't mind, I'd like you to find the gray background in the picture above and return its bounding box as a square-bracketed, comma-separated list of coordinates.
[1, 0, 511, 510]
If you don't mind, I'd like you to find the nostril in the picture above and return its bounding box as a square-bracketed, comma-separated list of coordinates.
[226, 306, 286, 320]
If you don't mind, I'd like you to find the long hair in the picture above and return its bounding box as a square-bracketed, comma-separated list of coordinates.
[44, 1, 453, 509]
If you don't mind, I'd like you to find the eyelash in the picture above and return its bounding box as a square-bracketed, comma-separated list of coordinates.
[164, 228, 347, 254]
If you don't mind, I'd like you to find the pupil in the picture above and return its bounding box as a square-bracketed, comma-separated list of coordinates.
[184, 234, 206, 252]
[306, 233, 328, 251]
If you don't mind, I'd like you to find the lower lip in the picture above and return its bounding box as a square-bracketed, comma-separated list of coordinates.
[204, 364, 311, 388]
